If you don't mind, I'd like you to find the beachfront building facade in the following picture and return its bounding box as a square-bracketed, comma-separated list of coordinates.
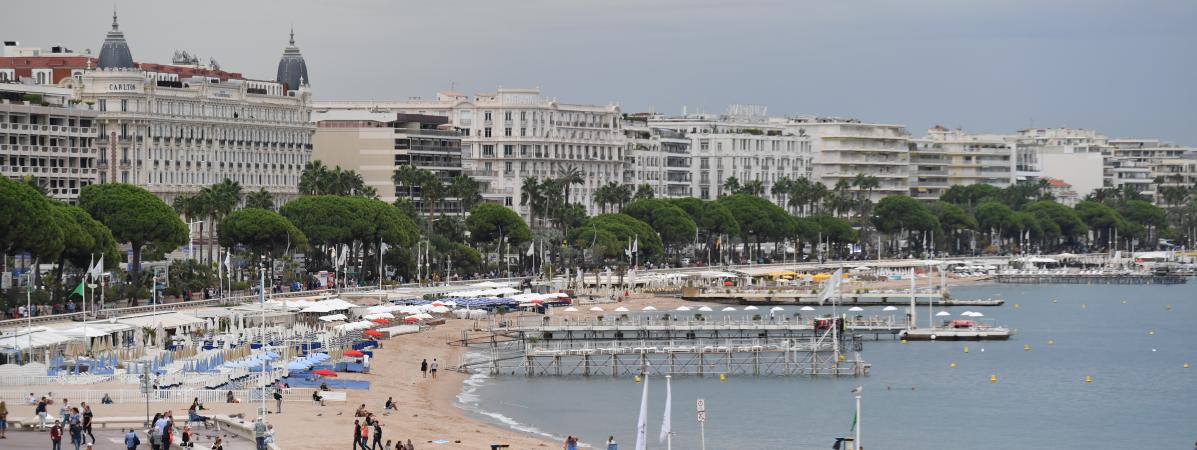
[907, 126, 1017, 201]
[313, 89, 624, 218]
[313, 112, 466, 211]
[0, 15, 315, 206]
[778, 116, 910, 201]
[623, 116, 692, 198]
[647, 111, 813, 202]
[0, 82, 99, 202]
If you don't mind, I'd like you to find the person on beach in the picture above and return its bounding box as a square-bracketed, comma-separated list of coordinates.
[406, 438, 414, 450]
[358, 421, 371, 450]
[81, 403, 94, 445]
[312, 390, 325, 406]
[253, 417, 268, 450]
[606, 436, 618, 450]
[384, 439, 393, 450]
[35, 396, 48, 430]
[430, 359, 438, 378]
[180, 425, 192, 448]
[420, 359, 428, 378]
[354, 420, 363, 450]
[124, 429, 141, 450]
[211, 436, 223, 450]
[68, 407, 82, 450]
[59, 398, 70, 420]
[371, 422, 384, 450]
[384, 397, 393, 411]
[264, 424, 276, 446]
[50, 420, 63, 450]
[0, 400, 8, 439]
[563, 435, 578, 450]
[274, 386, 284, 414]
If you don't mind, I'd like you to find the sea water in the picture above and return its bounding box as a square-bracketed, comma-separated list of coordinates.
[457, 283, 1197, 449]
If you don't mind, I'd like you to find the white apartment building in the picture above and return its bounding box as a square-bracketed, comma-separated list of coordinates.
[1107, 139, 1197, 200]
[3, 15, 316, 206]
[779, 116, 910, 201]
[908, 126, 1017, 200]
[314, 89, 624, 218]
[623, 117, 691, 198]
[0, 83, 99, 202]
[648, 111, 812, 203]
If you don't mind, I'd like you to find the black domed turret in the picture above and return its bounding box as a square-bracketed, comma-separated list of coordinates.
[97, 9, 135, 69]
[276, 28, 310, 92]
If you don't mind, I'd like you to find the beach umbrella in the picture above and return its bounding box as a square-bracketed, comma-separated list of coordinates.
[363, 330, 383, 337]
[697, 306, 713, 312]
[614, 307, 630, 312]
[404, 317, 420, 323]
[800, 306, 815, 311]
[370, 318, 390, 325]
[343, 350, 364, 357]
[563, 307, 579, 312]
[969, 312, 985, 317]
[882, 306, 899, 311]
[675, 306, 692, 311]
[743, 306, 759, 311]
[589, 306, 604, 312]
[721, 307, 737, 312]
[936, 311, 951, 317]
[431, 302, 444, 307]
[848, 307, 864, 312]
[313, 369, 337, 377]
[642, 306, 657, 311]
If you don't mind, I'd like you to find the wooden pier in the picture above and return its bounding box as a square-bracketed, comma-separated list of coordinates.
[680, 288, 1004, 306]
[458, 319, 875, 377]
[994, 273, 1188, 284]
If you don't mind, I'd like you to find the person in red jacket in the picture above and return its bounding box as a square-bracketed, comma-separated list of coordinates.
[50, 420, 63, 450]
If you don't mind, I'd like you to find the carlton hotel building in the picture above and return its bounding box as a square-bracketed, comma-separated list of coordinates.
[0, 13, 314, 205]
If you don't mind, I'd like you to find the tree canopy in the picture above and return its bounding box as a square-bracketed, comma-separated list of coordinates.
[872, 195, 938, 233]
[568, 213, 664, 261]
[0, 176, 63, 259]
[465, 203, 531, 246]
[218, 208, 308, 259]
[716, 194, 793, 242]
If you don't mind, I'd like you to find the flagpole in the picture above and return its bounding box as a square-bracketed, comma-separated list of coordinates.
[855, 388, 862, 450]
[378, 236, 384, 305]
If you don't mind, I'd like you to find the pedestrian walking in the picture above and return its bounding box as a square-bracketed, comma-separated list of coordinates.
[35, 396, 48, 430]
[124, 429, 141, 450]
[606, 436, 618, 450]
[0, 400, 8, 439]
[371, 422, 384, 450]
[354, 420, 362, 449]
[274, 386, 284, 414]
[81, 403, 94, 445]
[420, 359, 428, 378]
[68, 413, 82, 450]
[50, 421, 63, 450]
[358, 422, 370, 450]
[430, 359, 438, 378]
[253, 417, 268, 450]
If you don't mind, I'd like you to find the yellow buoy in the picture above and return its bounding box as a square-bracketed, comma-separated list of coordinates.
[1184, 363, 1190, 369]
[949, 362, 956, 369]
[1013, 303, 1020, 309]
[900, 339, 908, 344]
[634, 375, 641, 383]
[990, 374, 997, 383]
[1084, 375, 1092, 384]
[963, 346, 970, 353]
[1024, 344, 1030, 352]
[1048, 340, 1054, 345]
[719, 373, 726, 382]
[1052, 299, 1058, 303]
[1148, 330, 1155, 336]
[838, 354, 846, 361]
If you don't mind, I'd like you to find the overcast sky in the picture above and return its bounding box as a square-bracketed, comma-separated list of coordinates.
[7, 0, 1196, 143]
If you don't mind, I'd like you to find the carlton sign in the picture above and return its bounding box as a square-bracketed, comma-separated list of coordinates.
[105, 83, 139, 92]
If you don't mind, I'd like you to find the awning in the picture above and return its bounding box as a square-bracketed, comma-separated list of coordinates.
[115, 311, 206, 329]
[299, 298, 360, 313]
[57, 323, 133, 338]
[0, 330, 77, 351]
[317, 314, 348, 322]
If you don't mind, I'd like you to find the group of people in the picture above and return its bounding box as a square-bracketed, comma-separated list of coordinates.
[352, 408, 414, 450]
[35, 397, 96, 450]
[419, 358, 439, 378]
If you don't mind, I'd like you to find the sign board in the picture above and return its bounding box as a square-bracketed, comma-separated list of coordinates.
[697, 398, 706, 423]
[697, 411, 706, 423]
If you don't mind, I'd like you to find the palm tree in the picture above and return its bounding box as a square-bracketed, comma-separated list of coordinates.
[299, 160, 328, 195]
[771, 177, 793, 211]
[449, 175, 482, 213]
[614, 183, 633, 210]
[173, 194, 202, 261]
[787, 177, 811, 215]
[208, 179, 243, 264]
[557, 166, 584, 204]
[541, 178, 565, 228]
[520, 177, 545, 228]
[592, 184, 612, 214]
[417, 170, 444, 220]
[740, 180, 765, 197]
[721, 176, 741, 196]
[392, 165, 422, 201]
[809, 181, 829, 215]
[634, 184, 655, 200]
[245, 188, 274, 210]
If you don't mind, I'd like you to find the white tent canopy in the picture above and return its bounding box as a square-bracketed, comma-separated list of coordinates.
[0, 329, 77, 351]
[299, 298, 360, 313]
[115, 311, 206, 329]
[58, 323, 133, 338]
[445, 287, 520, 298]
[334, 320, 376, 332]
[362, 312, 395, 320]
[318, 314, 348, 322]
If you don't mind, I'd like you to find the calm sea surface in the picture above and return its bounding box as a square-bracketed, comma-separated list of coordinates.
[458, 283, 1197, 450]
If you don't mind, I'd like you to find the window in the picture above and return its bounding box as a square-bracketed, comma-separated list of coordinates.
[482, 145, 495, 157]
[98, 99, 107, 112]
[504, 111, 512, 120]
[504, 161, 512, 173]
[121, 99, 128, 112]
[484, 128, 492, 137]
[520, 128, 526, 137]
[504, 145, 514, 157]
[484, 111, 492, 121]
[504, 128, 512, 137]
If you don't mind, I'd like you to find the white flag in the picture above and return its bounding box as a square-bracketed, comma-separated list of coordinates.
[818, 268, 842, 305]
[87, 255, 104, 281]
[625, 241, 633, 258]
[659, 375, 672, 444]
[223, 250, 232, 270]
[632, 236, 639, 253]
[634, 374, 649, 450]
[526, 242, 535, 257]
